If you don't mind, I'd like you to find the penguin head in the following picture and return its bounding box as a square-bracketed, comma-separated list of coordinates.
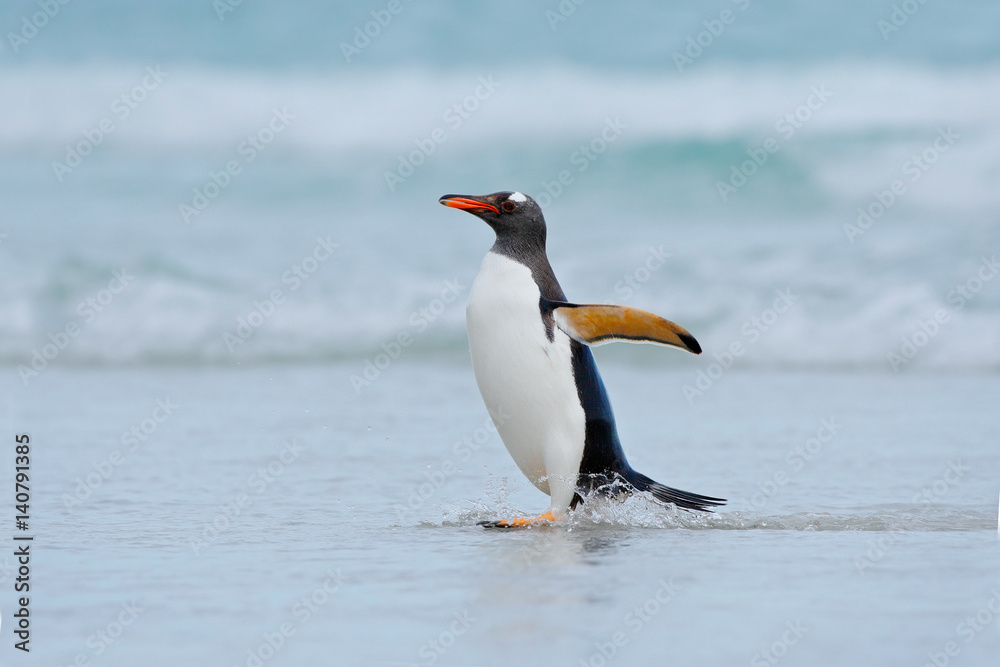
[439, 191, 546, 247]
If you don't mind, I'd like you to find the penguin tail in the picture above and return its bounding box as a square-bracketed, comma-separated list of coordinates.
[625, 469, 726, 512]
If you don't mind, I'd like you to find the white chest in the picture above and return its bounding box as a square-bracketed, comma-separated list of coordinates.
[465, 252, 586, 498]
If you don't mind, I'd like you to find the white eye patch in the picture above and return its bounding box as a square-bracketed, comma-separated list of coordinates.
[508, 192, 527, 203]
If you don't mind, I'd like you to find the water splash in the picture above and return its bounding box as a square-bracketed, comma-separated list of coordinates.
[438, 488, 994, 532]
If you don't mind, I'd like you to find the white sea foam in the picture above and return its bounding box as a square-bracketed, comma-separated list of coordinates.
[2, 63, 998, 370]
[2, 62, 999, 149]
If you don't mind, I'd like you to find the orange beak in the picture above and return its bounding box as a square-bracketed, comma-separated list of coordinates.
[438, 195, 499, 215]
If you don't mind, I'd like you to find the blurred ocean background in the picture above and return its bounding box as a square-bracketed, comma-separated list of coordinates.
[1, 1, 999, 666]
[1, 0, 999, 369]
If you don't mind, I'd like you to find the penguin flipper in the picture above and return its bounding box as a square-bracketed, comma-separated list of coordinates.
[545, 300, 701, 354]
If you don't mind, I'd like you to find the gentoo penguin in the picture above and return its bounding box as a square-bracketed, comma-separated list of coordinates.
[439, 191, 724, 527]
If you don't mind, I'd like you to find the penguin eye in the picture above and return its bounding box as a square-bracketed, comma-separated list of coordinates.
[501, 200, 516, 213]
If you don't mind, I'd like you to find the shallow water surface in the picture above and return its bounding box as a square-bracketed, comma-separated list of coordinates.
[5, 363, 997, 666]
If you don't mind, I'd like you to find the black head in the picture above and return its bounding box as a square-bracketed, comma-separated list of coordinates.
[438, 191, 547, 251]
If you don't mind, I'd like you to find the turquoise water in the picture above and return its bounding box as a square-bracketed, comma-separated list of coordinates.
[1, 1, 999, 664]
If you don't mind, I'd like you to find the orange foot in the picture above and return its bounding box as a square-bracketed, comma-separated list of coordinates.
[478, 510, 558, 529]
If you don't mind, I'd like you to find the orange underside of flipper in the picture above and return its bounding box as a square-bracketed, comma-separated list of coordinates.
[553, 305, 701, 354]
